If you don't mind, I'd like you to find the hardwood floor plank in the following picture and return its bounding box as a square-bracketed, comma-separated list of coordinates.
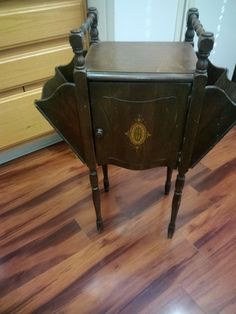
[139, 287, 205, 314]
[200, 127, 236, 171]
[181, 203, 235, 256]
[0, 197, 90, 254]
[193, 157, 236, 193]
[0, 127, 235, 313]
[0, 220, 90, 298]
[182, 266, 236, 314]
[49, 238, 205, 314]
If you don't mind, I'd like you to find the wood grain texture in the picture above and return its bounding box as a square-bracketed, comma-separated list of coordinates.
[90, 82, 190, 170]
[0, 127, 235, 313]
[0, 0, 84, 50]
[0, 43, 73, 92]
[0, 89, 53, 150]
[0, 0, 87, 152]
[86, 42, 197, 75]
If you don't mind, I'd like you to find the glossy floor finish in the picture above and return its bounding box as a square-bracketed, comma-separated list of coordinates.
[0, 128, 236, 314]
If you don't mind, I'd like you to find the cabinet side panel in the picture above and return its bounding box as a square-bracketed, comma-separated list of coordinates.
[191, 87, 236, 167]
[36, 84, 85, 162]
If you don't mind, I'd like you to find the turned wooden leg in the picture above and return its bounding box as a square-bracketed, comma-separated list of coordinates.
[165, 167, 173, 195]
[89, 169, 103, 232]
[102, 164, 109, 192]
[168, 172, 185, 239]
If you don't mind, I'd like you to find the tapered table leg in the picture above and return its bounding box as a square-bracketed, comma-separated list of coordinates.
[89, 169, 103, 232]
[165, 167, 173, 195]
[102, 164, 109, 192]
[168, 172, 185, 238]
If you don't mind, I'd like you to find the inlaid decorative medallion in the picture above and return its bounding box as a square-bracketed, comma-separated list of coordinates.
[125, 117, 151, 150]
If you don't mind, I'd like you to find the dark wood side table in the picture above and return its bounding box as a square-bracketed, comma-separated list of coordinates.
[36, 8, 236, 238]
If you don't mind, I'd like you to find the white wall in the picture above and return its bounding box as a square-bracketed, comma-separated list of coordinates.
[114, 0, 179, 41]
[87, 0, 114, 40]
[87, 0, 188, 42]
[192, 0, 236, 78]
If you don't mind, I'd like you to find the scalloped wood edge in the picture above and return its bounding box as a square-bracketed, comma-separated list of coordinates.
[41, 59, 74, 99]
[191, 86, 236, 167]
[214, 71, 236, 104]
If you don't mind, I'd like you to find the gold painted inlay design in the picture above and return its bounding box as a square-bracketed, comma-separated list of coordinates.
[125, 118, 151, 150]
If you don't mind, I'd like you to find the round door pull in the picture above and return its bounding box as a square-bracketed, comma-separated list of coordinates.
[96, 128, 104, 138]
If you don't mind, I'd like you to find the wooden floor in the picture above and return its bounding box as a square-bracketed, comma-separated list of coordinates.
[0, 128, 236, 314]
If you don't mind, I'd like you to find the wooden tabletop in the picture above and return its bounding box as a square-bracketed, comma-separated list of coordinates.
[86, 42, 197, 81]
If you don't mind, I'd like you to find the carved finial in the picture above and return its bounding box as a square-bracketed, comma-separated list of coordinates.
[88, 7, 99, 45]
[69, 7, 99, 69]
[69, 30, 85, 69]
[196, 32, 214, 74]
[185, 8, 199, 46]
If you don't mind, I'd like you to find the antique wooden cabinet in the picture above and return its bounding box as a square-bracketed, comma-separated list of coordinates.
[36, 8, 236, 238]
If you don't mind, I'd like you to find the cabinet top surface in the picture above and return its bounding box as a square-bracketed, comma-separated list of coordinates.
[85, 42, 197, 81]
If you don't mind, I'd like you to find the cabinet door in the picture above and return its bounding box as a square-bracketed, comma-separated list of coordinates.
[90, 82, 190, 170]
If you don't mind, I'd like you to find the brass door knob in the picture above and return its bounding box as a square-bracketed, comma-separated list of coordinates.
[95, 128, 104, 138]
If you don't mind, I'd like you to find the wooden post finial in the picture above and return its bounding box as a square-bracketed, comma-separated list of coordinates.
[185, 8, 199, 46]
[88, 7, 99, 45]
[196, 32, 214, 74]
[69, 30, 85, 69]
[69, 7, 99, 69]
